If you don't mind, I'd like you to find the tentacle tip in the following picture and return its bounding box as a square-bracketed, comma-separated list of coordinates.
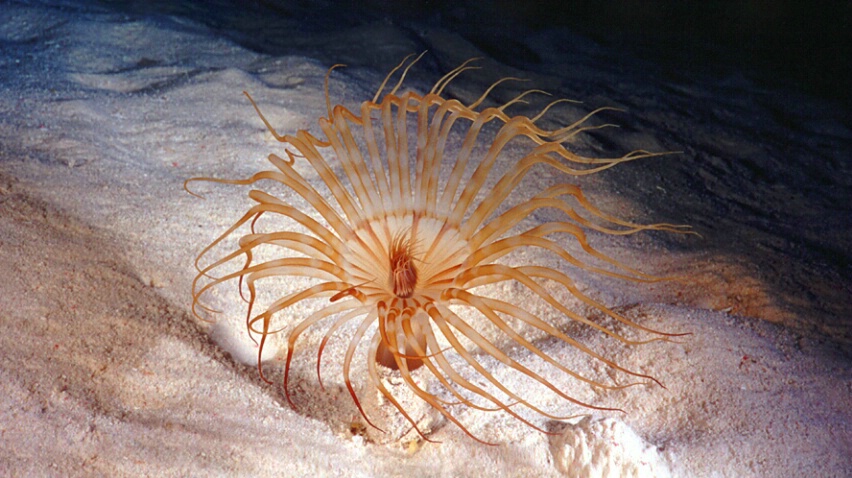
[417, 434, 442, 445]
[183, 178, 206, 199]
[462, 430, 499, 446]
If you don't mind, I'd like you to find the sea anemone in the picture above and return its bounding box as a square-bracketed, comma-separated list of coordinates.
[187, 54, 690, 444]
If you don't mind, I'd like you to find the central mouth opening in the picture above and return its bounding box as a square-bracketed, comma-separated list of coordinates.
[389, 232, 418, 298]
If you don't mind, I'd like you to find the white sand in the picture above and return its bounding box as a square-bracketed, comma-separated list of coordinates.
[1, 2, 849, 477]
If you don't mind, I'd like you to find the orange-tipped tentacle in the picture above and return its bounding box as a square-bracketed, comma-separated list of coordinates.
[430, 57, 482, 96]
[467, 76, 527, 110]
[343, 311, 386, 433]
[498, 89, 553, 113]
[316, 304, 371, 389]
[386, 51, 428, 98]
[426, 301, 622, 416]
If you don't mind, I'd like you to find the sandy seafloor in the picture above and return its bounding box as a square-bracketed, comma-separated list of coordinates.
[0, 1, 850, 477]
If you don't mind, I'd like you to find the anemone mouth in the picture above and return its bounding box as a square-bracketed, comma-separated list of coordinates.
[186, 53, 694, 444]
[344, 214, 472, 303]
[389, 230, 418, 298]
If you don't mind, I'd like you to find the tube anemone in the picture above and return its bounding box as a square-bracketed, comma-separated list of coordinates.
[187, 54, 692, 444]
